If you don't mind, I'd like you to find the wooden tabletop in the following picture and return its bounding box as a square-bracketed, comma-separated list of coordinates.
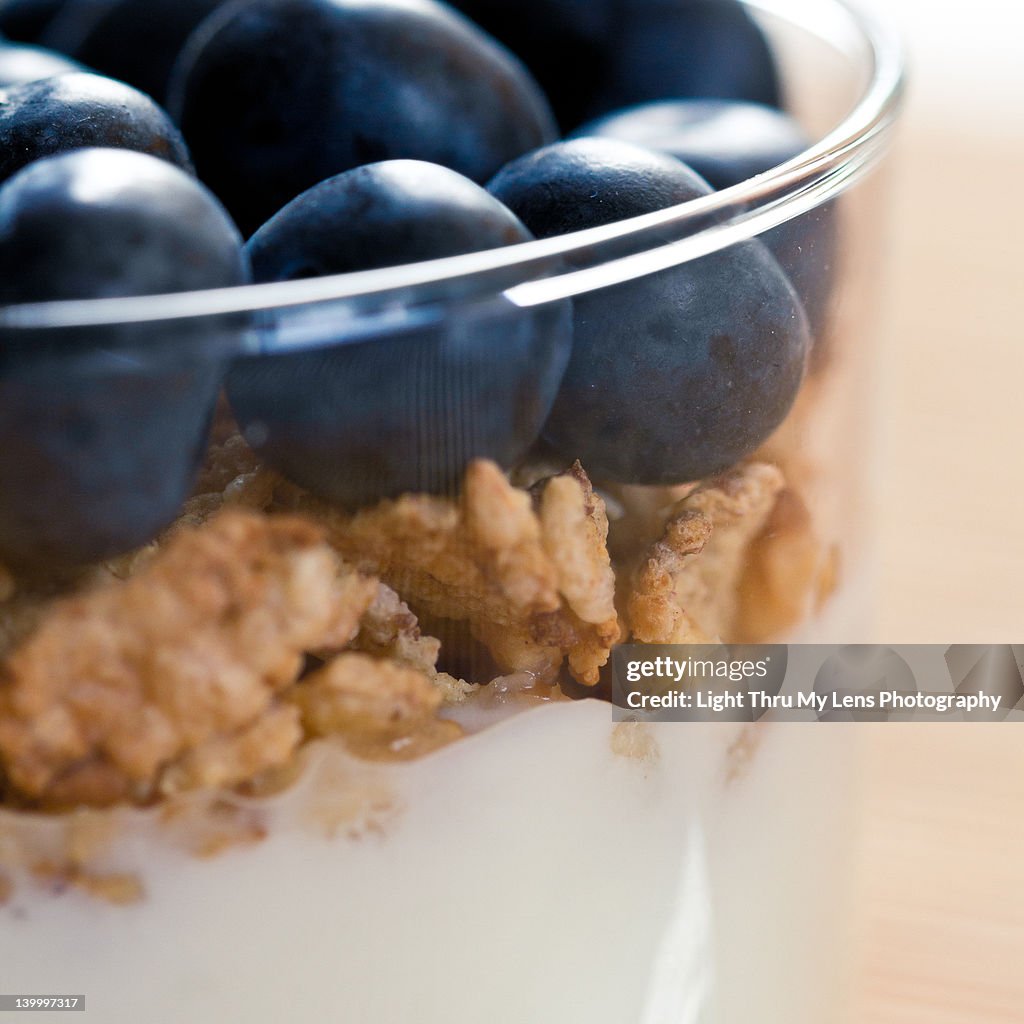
[856, 97, 1024, 1020]
[874, 122, 1024, 641]
[856, 727, 1024, 1023]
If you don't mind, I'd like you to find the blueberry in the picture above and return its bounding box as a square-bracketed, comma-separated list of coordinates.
[576, 99, 838, 343]
[585, 0, 781, 124]
[42, 0, 226, 105]
[0, 39, 83, 86]
[0, 72, 193, 187]
[448, 0, 779, 131]
[0, 0, 68, 43]
[0, 148, 249, 568]
[577, 100, 808, 191]
[488, 138, 809, 484]
[226, 159, 571, 506]
[168, 0, 558, 237]
[445, 0, 614, 132]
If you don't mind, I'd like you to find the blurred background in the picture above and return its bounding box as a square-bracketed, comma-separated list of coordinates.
[873, 0, 1022, 640]
[858, 1, 1023, 1020]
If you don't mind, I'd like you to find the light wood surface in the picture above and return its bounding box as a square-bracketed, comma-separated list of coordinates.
[856, 727, 1024, 1023]
[856, 110, 1024, 1021]
[874, 123, 1024, 640]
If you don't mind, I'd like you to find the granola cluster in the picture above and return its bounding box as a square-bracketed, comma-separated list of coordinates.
[0, 405, 833, 810]
[0, 512, 460, 809]
[281, 460, 622, 686]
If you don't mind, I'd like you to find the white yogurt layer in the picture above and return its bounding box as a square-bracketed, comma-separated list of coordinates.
[0, 697, 858, 1024]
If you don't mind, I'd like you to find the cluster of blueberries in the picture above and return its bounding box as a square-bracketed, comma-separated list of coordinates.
[0, 0, 835, 569]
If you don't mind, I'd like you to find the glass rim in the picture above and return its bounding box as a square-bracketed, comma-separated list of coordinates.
[0, 0, 905, 331]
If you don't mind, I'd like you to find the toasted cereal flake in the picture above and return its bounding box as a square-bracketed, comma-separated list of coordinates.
[160, 704, 304, 797]
[192, 432, 261, 498]
[461, 460, 562, 611]
[305, 461, 620, 686]
[348, 582, 441, 678]
[602, 481, 699, 565]
[536, 463, 621, 684]
[538, 462, 617, 627]
[295, 459, 560, 627]
[0, 511, 372, 808]
[735, 488, 824, 642]
[223, 467, 291, 512]
[102, 544, 160, 581]
[626, 464, 784, 644]
[432, 672, 479, 704]
[627, 510, 715, 644]
[565, 612, 622, 685]
[290, 652, 461, 761]
[172, 492, 227, 532]
[292, 652, 443, 737]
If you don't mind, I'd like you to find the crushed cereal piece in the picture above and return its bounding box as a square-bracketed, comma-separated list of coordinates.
[290, 652, 461, 761]
[602, 481, 699, 564]
[626, 509, 715, 644]
[348, 582, 442, 678]
[303, 460, 620, 685]
[735, 488, 824, 642]
[192, 432, 260, 498]
[0, 510, 373, 808]
[171, 492, 228, 533]
[159, 704, 304, 797]
[538, 462, 617, 628]
[626, 464, 784, 643]
[432, 672, 479, 704]
[102, 545, 160, 581]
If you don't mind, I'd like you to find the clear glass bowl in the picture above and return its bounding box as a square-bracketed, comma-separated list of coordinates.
[0, 1, 903, 1022]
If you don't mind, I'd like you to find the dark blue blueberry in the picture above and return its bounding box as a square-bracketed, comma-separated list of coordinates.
[0, 40, 83, 86]
[0, 0, 68, 43]
[0, 72, 193, 187]
[488, 138, 810, 484]
[227, 159, 571, 506]
[445, 0, 614, 132]
[42, 0, 226, 105]
[585, 1, 781, 124]
[576, 99, 838, 344]
[168, 0, 558, 237]
[0, 148, 249, 568]
[577, 99, 808, 191]
[449, 0, 780, 131]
